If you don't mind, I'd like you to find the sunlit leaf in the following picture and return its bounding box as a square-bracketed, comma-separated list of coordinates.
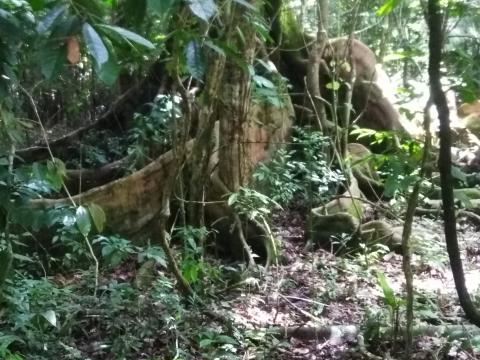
[82, 23, 109, 68]
[76, 205, 91, 236]
[188, 0, 217, 22]
[42, 310, 57, 328]
[376, 0, 402, 16]
[99, 24, 155, 49]
[326, 80, 340, 91]
[377, 272, 397, 309]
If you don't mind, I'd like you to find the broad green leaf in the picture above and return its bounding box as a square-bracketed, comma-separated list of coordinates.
[376, 0, 402, 16]
[97, 58, 119, 86]
[87, 203, 106, 232]
[42, 310, 57, 328]
[36, 5, 66, 33]
[99, 24, 154, 49]
[188, 0, 217, 22]
[185, 40, 205, 81]
[39, 46, 65, 80]
[76, 205, 91, 236]
[82, 23, 109, 68]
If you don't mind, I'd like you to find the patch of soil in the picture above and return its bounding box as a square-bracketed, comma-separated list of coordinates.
[227, 208, 480, 359]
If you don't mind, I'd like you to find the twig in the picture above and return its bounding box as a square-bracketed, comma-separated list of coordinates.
[20, 86, 101, 297]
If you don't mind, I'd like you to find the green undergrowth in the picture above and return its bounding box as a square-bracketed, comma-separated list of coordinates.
[0, 225, 289, 360]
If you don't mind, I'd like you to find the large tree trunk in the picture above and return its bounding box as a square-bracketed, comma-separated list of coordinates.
[33, 102, 292, 237]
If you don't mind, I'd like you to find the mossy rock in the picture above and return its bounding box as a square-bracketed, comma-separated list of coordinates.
[347, 143, 384, 199]
[308, 211, 360, 250]
[462, 113, 480, 136]
[360, 220, 402, 252]
[307, 179, 364, 250]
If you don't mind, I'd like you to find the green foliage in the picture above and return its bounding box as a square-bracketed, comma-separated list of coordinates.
[253, 127, 344, 207]
[93, 235, 136, 268]
[250, 60, 289, 107]
[128, 94, 180, 168]
[351, 128, 424, 199]
[198, 329, 239, 359]
[0, 0, 155, 96]
[174, 226, 213, 286]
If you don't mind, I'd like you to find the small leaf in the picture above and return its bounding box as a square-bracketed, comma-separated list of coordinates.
[326, 81, 340, 91]
[76, 206, 91, 236]
[188, 0, 217, 22]
[42, 310, 57, 328]
[87, 203, 106, 232]
[376, 0, 402, 16]
[99, 24, 155, 49]
[82, 23, 109, 68]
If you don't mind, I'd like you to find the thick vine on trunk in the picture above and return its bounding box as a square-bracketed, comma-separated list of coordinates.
[427, 0, 480, 327]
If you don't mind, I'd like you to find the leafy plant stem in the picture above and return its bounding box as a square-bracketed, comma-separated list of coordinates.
[83, 234, 99, 297]
[19, 85, 77, 207]
[401, 100, 432, 357]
